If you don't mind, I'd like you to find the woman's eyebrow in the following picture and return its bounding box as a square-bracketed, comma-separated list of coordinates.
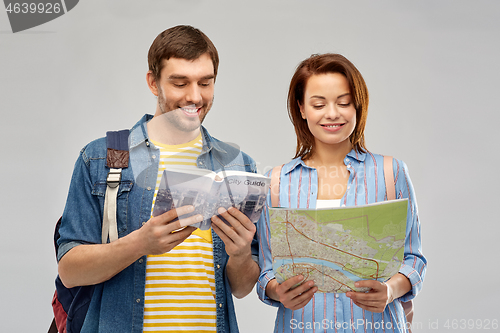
[337, 93, 351, 99]
[309, 95, 326, 100]
[309, 92, 350, 100]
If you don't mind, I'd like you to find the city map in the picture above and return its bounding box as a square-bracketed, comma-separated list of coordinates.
[270, 199, 408, 293]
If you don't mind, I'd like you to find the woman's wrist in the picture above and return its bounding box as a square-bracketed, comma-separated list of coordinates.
[265, 278, 279, 301]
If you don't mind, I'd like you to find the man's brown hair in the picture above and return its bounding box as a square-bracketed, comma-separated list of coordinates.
[288, 53, 369, 160]
[148, 25, 219, 81]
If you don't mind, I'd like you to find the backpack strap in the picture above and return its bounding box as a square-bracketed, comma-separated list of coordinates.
[270, 165, 283, 207]
[102, 130, 130, 243]
[383, 155, 396, 201]
[47, 318, 58, 333]
[383, 155, 414, 329]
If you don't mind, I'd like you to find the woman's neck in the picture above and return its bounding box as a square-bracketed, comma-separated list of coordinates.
[305, 139, 352, 168]
[305, 139, 353, 200]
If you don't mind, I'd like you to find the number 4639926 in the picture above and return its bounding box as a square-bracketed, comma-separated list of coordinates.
[5, 2, 62, 14]
[444, 319, 498, 330]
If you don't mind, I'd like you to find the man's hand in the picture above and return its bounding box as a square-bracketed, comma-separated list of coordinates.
[211, 207, 255, 258]
[137, 205, 199, 256]
[266, 275, 317, 310]
[211, 207, 259, 298]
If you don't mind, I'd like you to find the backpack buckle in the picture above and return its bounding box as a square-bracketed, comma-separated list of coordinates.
[107, 168, 122, 188]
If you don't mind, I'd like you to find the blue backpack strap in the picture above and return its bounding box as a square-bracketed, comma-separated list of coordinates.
[106, 130, 130, 168]
[103, 130, 130, 243]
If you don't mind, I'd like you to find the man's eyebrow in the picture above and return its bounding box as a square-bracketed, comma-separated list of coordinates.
[167, 74, 215, 80]
[200, 74, 215, 80]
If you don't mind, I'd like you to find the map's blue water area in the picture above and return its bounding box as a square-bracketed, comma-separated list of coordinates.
[273, 257, 385, 283]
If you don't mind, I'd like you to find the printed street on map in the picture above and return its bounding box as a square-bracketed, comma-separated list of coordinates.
[270, 199, 408, 293]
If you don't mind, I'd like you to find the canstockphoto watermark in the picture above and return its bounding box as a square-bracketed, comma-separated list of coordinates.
[290, 319, 411, 331]
[290, 318, 499, 331]
[3, 0, 79, 33]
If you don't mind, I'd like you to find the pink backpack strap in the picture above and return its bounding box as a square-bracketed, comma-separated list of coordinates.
[383, 155, 396, 200]
[383, 155, 414, 331]
[270, 165, 284, 207]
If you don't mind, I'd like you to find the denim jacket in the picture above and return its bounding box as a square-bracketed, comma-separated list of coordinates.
[57, 114, 258, 333]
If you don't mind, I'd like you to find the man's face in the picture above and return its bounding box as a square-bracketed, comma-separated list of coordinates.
[151, 53, 215, 133]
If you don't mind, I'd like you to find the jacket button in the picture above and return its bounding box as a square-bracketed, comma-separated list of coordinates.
[217, 264, 220, 269]
[219, 303, 223, 308]
[147, 187, 152, 191]
[136, 299, 141, 303]
[139, 258, 143, 264]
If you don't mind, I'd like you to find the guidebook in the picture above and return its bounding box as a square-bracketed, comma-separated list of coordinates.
[269, 199, 408, 293]
[152, 167, 271, 230]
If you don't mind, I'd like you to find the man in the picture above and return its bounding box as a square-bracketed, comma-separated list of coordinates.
[57, 25, 260, 332]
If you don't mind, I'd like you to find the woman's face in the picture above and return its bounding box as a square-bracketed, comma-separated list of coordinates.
[299, 73, 357, 150]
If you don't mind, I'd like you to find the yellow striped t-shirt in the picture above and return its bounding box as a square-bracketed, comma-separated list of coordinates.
[144, 133, 217, 332]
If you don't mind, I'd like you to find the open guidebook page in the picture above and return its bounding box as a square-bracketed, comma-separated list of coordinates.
[152, 167, 271, 230]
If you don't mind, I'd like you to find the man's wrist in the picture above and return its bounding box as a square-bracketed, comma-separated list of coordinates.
[227, 249, 253, 266]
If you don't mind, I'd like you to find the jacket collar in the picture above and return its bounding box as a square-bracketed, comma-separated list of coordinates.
[129, 114, 153, 148]
[283, 149, 367, 175]
[200, 126, 227, 154]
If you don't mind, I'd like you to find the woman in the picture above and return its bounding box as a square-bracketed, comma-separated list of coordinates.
[257, 54, 426, 332]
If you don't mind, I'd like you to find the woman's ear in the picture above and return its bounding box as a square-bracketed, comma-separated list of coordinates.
[298, 102, 306, 119]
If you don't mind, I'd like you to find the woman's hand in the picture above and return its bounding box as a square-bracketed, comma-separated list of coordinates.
[266, 275, 317, 310]
[346, 274, 411, 313]
[346, 280, 392, 313]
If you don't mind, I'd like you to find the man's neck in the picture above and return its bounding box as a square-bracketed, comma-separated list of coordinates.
[147, 115, 201, 145]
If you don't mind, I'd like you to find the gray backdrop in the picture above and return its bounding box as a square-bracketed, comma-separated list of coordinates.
[1, 1, 499, 332]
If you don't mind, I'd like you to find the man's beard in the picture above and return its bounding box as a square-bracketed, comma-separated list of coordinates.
[157, 88, 213, 133]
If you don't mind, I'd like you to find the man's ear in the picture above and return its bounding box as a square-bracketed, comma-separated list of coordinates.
[146, 71, 159, 97]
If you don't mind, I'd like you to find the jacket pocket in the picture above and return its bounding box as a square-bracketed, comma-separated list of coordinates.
[91, 181, 134, 235]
